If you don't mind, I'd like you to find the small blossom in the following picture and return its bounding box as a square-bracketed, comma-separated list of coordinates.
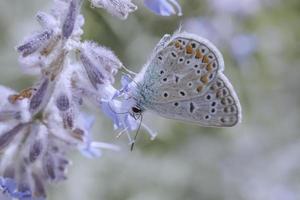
[17, 30, 54, 57]
[56, 93, 70, 111]
[31, 172, 46, 199]
[0, 123, 28, 151]
[75, 113, 120, 158]
[42, 153, 56, 181]
[144, 0, 182, 16]
[0, 86, 31, 123]
[29, 78, 50, 114]
[79, 52, 106, 89]
[18, 55, 45, 75]
[0, 177, 18, 199]
[36, 11, 57, 30]
[29, 139, 43, 163]
[0, 111, 21, 122]
[80, 41, 123, 84]
[62, 0, 80, 39]
[90, 0, 137, 19]
[0, 0, 179, 198]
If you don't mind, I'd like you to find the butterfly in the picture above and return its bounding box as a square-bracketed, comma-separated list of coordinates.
[117, 31, 242, 129]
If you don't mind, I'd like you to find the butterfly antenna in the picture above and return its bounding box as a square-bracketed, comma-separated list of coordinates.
[121, 65, 137, 76]
[130, 114, 143, 151]
[120, 71, 141, 89]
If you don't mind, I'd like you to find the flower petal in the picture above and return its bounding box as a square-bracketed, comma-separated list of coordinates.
[90, 0, 137, 20]
[144, 0, 182, 16]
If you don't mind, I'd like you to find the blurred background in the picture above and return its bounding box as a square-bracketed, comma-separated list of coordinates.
[1, 0, 300, 199]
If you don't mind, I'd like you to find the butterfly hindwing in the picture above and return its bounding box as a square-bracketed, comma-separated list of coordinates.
[145, 73, 241, 127]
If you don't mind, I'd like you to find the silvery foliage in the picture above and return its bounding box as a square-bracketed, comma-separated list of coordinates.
[0, 0, 182, 199]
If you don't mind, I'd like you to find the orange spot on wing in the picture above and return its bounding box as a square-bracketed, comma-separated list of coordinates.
[206, 63, 213, 72]
[200, 74, 209, 84]
[186, 45, 193, 54]
[196, 85, 203, 93]
[202, 56, 210, 63]
[175, 42, 181, 48]
[195, 49, 203, 59]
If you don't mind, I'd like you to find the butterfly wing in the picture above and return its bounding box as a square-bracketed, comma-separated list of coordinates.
[146, 73, 241, 127]
[135, 32, 241, 127]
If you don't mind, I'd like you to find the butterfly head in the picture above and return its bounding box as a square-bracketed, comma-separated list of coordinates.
[129, 103, 144, 120]
[131, 106, 142, 114]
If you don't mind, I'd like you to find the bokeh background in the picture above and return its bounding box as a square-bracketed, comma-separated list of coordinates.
[1, 0, 300, 199]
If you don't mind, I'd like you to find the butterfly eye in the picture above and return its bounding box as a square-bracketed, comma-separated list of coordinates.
[132, 106, 141, 113]
[187, 82, 193, 87]
[173, 102, 179, 107]
[162, 78, 168, 82]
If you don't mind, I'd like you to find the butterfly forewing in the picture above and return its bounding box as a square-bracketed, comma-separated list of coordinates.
[146, 74, 241, 127]
[140, 34, 223, 103]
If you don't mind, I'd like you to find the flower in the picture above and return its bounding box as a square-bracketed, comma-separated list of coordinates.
[1, 0, 125, 199]
[90, 0, 137, 20]
[1, 0, 180, 198]
[144, 0, 182, 16]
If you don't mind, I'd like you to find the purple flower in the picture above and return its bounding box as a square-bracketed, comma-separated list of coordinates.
[90, 0, 137, 20]
[144, 0, 182, 16]
[0, 176, 44, 200]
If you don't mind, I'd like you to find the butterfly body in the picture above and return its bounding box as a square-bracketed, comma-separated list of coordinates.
[125, 32, 241, 127]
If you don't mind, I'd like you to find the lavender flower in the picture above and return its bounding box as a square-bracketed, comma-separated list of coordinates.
[1, 0, 180, 199]
[17, 30, 54, 57]
[144, 0, 182, 16]
[62, 0, 80, 39]
[90, 0, 137, 19]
